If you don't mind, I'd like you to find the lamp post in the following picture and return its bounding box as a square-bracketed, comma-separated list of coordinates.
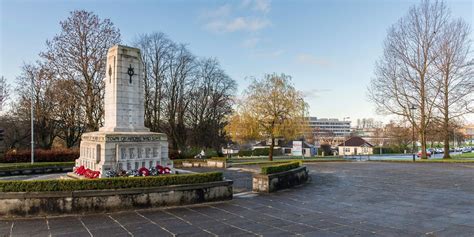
[30, 74, 35, 164]
[410, 104, 416, 162]
[301, 99, 305, 159]
[343, 117, 350, 158]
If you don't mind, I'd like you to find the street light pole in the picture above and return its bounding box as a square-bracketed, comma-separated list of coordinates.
[30, 74, 34, 164]
[301, 100, 305, 159]
[410, 104, 416, 162]
[343, 117, 350, 159]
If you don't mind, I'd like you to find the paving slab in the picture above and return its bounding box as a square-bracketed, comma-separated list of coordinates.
[3, 162, 474, 236]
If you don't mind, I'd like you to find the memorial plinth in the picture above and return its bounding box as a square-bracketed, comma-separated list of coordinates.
[75, 45, 172, 177]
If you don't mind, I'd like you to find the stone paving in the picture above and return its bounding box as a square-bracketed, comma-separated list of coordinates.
[1, 162, 474, 236]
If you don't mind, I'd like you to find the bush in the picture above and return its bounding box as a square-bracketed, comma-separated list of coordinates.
[319, 144, 333, 156]
[0, 172, 223, 192]
[0, 162, 74, 171]
[373, 147, 406, 154]
[237, 148, 282, 157]
[2, 149, 79, 163]
[261, 161, 301, 175]
[170, 148, 220, 159]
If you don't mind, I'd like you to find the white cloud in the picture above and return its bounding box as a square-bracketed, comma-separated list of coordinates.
[296, 54, 331, 67]
[241, 0, 271, 13]
[253, 0, 271, 13]
[205, 17, 270, 33]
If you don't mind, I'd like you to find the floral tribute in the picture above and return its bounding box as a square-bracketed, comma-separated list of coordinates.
[74, 166, 101, 179]
[103, 164, 172, 178]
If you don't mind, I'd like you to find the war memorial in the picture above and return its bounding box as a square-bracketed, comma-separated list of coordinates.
[74, 45, 172, 178]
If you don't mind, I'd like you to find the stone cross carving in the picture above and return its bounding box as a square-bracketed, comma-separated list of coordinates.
[127, 64, 135, 83]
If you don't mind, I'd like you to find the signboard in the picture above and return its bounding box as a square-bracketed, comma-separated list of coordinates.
[292, 141, 303, 156]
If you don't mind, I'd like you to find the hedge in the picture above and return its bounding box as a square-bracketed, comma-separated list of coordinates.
[0, 162, 74, 171]
[0, 172, 223, 192]
[238, 148, 282, 157]
[2, 149, 79, 163]
[261, 161, 301, 175]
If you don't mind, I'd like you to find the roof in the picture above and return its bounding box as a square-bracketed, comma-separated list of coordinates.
[338, 137, 373, 147]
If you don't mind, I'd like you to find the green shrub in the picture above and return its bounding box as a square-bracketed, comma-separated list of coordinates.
[0, 172, 223, 192]
[2, 149, 79, 163]
[261, 161, 301, 175]
[0, 162, 74, 171]
[237, 148, 282, 157]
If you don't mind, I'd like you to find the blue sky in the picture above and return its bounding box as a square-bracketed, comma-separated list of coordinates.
[1, 0, 473, 123]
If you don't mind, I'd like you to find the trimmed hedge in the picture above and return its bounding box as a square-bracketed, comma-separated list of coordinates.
[0, 162, 74, 171]
[2, 149, 79, 163]
[261, 161, 301, 175]
[238, 148, 282, 157]
[0, 172, 223, 192]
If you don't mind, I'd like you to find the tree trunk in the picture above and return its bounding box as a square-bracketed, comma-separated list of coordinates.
[269, 135, 275, 161]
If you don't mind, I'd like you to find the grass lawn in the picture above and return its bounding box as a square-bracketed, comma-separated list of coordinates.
[451, 152, 474, 159]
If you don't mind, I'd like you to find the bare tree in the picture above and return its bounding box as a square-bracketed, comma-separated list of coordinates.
[434, 18, 474, 158]
[40, 10, 121, 131]
[15, 63, 57, 149]
[187, 58, 237, 150]
[134, 32, 173, 132]
[0, 76, 8, 112]
[369, 0, 449, 159]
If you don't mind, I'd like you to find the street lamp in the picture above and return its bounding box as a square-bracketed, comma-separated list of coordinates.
[30, 73, 35, 164]
[298, 98, 306, 159]
[343, 117, 350, 158]
[410, 104, 416, 162]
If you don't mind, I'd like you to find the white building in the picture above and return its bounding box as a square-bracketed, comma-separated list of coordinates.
[338, 137, 374, 155]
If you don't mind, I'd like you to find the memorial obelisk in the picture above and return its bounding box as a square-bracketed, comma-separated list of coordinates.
[75, 45, 171, 177]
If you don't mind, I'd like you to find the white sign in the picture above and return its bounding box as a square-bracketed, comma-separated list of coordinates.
[292, 141, 303, 156]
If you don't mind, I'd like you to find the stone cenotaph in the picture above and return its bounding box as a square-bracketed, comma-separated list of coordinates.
[75, 45, 171, 177]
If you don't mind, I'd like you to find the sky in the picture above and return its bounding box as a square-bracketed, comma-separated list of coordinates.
[1, 0, 473, 124]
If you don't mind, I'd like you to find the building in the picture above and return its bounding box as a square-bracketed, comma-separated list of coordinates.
[306, 117, 351, 146]
[459, 124, 474, 145]
[338, 137, 374, 155]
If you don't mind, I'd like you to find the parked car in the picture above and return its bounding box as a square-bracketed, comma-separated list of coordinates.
[417, 150, 432, 158]
[462, 147, 472, 153]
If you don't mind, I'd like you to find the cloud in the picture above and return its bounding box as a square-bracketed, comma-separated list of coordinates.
[296, 54, 331, 67]
[302, 88, 332, 99]
[201, 1, 271, 34]
[242, 0, 271, 13]
[205, 17, 270, 33]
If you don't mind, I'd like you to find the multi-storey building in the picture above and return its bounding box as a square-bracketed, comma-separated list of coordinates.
[306, 117, 351, 146]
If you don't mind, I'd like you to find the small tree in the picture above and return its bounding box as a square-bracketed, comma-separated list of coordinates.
[226, 73, 307, 161]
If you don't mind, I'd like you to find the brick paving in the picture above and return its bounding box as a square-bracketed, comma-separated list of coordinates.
[1, 162, 474, 236]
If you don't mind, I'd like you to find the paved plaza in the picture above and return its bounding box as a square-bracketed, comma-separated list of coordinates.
[1, 162, 474, 236]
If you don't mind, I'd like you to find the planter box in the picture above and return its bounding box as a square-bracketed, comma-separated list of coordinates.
[252, 166, 308, 193]
[0, 180, 233, 217]
[176, 160, 226, 168]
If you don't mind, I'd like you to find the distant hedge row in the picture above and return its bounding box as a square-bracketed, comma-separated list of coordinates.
[2, 149, 79, 163]
[0, 162, 74, 172]
[261, 161, 301, 175]
[238, 148, 282, 157]
[0, 172, 223, 192]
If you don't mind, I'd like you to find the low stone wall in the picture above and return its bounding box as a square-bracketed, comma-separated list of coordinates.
[0, 166, 73, 177]
[0, 180, 233, 217]
[179, 160, 226, 168]
[253, 166, 308, 193]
